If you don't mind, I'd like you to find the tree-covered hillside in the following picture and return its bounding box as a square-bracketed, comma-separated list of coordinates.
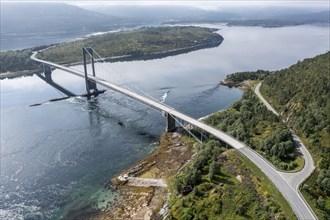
[261, 52, 330, 219]
[37, 26, 222, 64]
[204, 91, 300, 171]
[168, 90, 300, 219]
[0, 26, 223, 76]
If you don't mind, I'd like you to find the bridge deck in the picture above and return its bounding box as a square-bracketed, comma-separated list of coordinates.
[31, 52, 316, 220]
[31, 52, 245, 149]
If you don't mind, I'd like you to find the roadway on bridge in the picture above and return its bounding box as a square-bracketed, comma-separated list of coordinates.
[31, 52, 316, 219]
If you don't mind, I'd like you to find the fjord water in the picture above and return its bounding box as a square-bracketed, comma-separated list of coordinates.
[1, 24, 329, 219]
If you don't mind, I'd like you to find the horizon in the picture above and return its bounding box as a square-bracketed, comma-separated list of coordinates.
[1, 0, 329, 11]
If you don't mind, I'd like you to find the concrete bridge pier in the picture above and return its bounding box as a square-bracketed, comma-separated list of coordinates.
[44, 64, 52, 81]
[166, 113, 176, 132]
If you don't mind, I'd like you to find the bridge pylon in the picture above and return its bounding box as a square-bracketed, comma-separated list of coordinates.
[44, 64, 52, 81]
[82, 48, 98, 96]
[166, 113, 176, 132]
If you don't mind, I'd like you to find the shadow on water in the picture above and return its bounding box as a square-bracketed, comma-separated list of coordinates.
[84, 95, 159, 141]
[37, 73, 76, 97]
[29, 72, 106, 107]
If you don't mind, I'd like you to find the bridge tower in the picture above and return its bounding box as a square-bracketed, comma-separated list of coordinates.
[44, 64, 52, 81]
[82, 48, 98, 95]
[166, 113, 176, 132]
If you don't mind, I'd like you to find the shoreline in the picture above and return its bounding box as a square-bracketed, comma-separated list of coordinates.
[86, 81, 243, 219]
[66, 132, 195, 219]
[0, 41, 222, 81]
[0, 26, 223, 80]
[0, 69, 40, 80]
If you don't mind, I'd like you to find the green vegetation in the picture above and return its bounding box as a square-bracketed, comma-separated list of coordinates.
[38, 26, 222, 64]
[220, 70, 270, 87]
[204, 90, 301, 171]
[168, 140, 296, 219]
[0, 45, 49, 73]
[0, 26, 223, 75]
[260, 52, 330, 219]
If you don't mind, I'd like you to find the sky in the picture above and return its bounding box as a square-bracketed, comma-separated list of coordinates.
[1, 0, 329, 11]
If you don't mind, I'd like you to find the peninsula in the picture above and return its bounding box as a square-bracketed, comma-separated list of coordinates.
[0, 26, 223, 79]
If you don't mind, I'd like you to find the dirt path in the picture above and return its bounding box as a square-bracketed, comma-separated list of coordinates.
[126, 177, 167, 188]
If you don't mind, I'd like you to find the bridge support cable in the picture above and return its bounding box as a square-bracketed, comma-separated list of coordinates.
[84, 51, 201, 138]
[30, 51, 318, 220]
[173, 116, 202, 144]
[32, 50, 200, 138]
[90, 48, 163, 104]
[83, 49, 139, 96]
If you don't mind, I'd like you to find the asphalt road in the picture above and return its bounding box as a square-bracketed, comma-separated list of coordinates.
[32, 53, 316, 219]
[255, 82, 316, 219]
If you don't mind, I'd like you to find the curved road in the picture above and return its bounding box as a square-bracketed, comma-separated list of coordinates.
[32, 53, 316, 219]
[255, 82, 316, 219]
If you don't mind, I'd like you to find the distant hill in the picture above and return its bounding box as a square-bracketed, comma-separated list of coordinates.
[227, 10, 330, 27]
[83, 5, 239, 25]
[261, 52, 330, 219]
[0, 2, 118, 34]
[1, 3, 328, 34]
[281, 10, 330, 23]
[85, 4, 329, 26]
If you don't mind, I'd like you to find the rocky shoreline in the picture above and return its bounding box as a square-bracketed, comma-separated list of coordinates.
[73, 132, 194, 220]
[219, 79, 251, 90]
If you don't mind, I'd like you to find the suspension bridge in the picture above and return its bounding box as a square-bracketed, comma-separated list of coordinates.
[30, 48, 316, 220]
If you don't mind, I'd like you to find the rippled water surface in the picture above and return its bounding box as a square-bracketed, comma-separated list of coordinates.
[1, 24, 329, 219]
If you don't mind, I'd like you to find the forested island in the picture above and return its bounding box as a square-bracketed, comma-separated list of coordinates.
[0, 26, 223, 79]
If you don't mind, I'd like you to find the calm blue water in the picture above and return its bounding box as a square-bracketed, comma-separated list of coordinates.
[1, 24, 329, 219]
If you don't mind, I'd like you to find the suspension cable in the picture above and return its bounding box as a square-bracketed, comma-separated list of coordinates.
[85, 48, 204, 144]
[90, 48, 163, 103]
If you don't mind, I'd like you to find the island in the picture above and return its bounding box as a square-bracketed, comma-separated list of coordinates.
[0, 26, 223, 79]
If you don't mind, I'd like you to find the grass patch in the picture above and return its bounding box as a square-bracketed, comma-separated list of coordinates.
[289, 156, 304, 172]
[234, 151, 296, 219]
[167, 139, 296, 220]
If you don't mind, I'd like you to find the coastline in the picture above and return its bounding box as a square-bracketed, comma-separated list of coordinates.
[219, 79, 252, 91]
[69, 132, 195, 219]
[1, 26, 223, 80]
[86, 80, 241, 219]
[64, 79, 245, 219]
[0, 69, 40, 80]
[0, 40, 222, 81]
